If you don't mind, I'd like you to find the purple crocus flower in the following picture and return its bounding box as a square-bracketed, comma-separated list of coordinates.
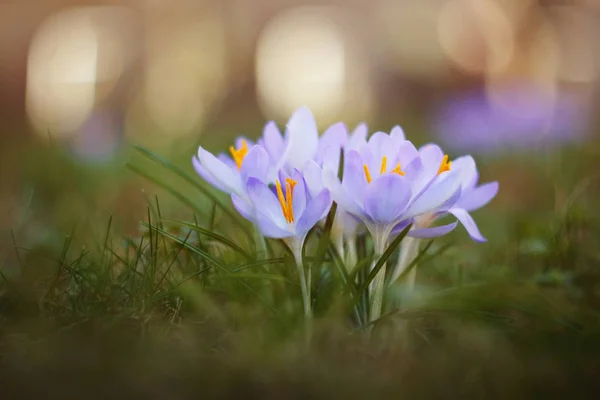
[323, 133, 462, 248]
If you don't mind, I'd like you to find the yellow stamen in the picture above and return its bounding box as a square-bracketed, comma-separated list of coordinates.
[379, 156, 387, 174]
[229, 140, 248, 170]
[437, 154, 452, 175]
[363, 164, 372, 183]
[392, 163, 405, 176]
[276, 178, 297, 223]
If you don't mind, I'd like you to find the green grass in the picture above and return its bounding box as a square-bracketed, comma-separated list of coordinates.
[1, 138, 600, 398]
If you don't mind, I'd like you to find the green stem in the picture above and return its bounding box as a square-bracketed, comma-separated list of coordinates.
[285, 237, 312, 321]
[390, 235, 420, 290]
[369, 233, 388, 324]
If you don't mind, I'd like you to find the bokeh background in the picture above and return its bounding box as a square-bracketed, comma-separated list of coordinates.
[2, 1, 600, 396]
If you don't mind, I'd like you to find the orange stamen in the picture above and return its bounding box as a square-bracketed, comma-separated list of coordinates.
[437, 154, 452, 175]
[275, 178, 297, 223]
[392, 163, 405, 176]
[229, 140, 248, 170]
[363, 164, 372, 183]
[379, 156, 387, 174]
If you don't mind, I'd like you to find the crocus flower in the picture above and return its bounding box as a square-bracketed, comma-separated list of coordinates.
[323, 132, 462, 250]
[323, 129, 463, 321]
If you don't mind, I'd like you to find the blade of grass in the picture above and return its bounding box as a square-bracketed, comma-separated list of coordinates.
[143, 222, 280, 317]
[132, 145, 251, 238]
[163, 219, 252, 261]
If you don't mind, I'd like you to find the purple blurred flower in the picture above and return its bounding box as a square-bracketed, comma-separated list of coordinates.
[432, 85, 590, 153]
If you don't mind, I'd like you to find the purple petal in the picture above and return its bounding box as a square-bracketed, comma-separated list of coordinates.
[254, 209, 293, 238]
[405, 170, 461, 218]
[283, 106, 319, 170]
[262, 121, 284, 160]
[296, 190, 331, 236]
[231, 194, 255, 222]
[342, 150, 368, 197]
[408, 222, 458, 238]
[390, 125, 405, 141]
[449, 208, 486, 242]
[197, 147, 243, 195]
[246, 177, 287, 228]
[291, 169, 307, 220]
[451, 155, 478, 190]
[363, 174, 412, 224]
[240, 145, 270, 184]
[302, 160, 325, 198]
[349, 123, 368, 149]
[456, 181, 499, 212]
[390, 218, 413, 237]
[322, 169, 364, 217]
[192, 155, 227, 192]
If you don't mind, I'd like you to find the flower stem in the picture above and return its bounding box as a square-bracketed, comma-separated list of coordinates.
[369, 234, 388, 324]
[294, 251, 312, 321]
[391, 235, 420, 290]
[346, 236, 357, 273]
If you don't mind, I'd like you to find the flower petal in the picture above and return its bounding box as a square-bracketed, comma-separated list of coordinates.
[390, 125, 405, 141]
[349, 123, 368, 149]
[322, 168, 364, 217]
[192, 155, 227, 192]
[231, 194, 256, 222]
[302, 160, 325, 197]
[363, 174, 412, 224]
[405, 170, 461, 218]
[408, 222, 458, 238]
[291, 169, 307, 220]
[197, 147, 243, 195]
[254, 209, 293, 238]
[342, 150, 368, 197]
[262, 121, 285, 160]
[296, 190, 331, 236]
[282, 106, 319, 170]
[449, 208, 487, 242]
[456, 181, 499, 211]
[451, 155, 478, 190]
[240, 145, 270, 184]
[246, 177, 287, 228]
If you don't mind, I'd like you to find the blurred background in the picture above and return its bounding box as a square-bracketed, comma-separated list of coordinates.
[2, 2, 600, 395]
[1, 0, 600, 269]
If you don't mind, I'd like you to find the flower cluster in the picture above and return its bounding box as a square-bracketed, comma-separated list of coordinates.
[193, 106, 497, 248]
[192, 106, 498, 321]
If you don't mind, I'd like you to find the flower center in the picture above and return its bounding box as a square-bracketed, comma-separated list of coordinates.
[363, 156, 404, 183]
[229, 140, 248, 170]
[276, 177, 297, 223]
[437, 154, 452, 175]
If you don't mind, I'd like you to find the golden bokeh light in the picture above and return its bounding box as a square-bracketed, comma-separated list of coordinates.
[26, 7, 134, 139]
[255, 7, 347, 124]
[438, 0, 515, 75]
